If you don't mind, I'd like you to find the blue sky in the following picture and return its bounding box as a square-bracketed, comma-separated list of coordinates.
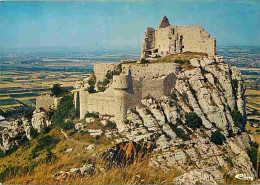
[0, 0, 259, 49]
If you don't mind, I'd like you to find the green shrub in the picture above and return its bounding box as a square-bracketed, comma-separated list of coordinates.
[0, 145, 18, 158]
[232, 79, 239, 90]
[80, 130, 88, 135]
[106, 121, 117, 130]
[185, 112, 203, 129]
[43, 148, 56, 164]
[23, 107, 35, 120]
[88, 74, 96, 86]
[170, 91, 177, 100]
[174, 59, 190, 65]
[30, 135, 59, 159]
[140, 58, 149, 64]
[231, 109, 243, 128]
[210, 130, 225, 145]
[51, 94, 75, 128]
[174, 127, 191, 141]
[61, 122, 74, 130]
[85, 112, 99, 118]
[0, 163, 38, 182]
[247, 141, 258, 172]
[46, 109, 54, 120]
[51, 84, 69, 97]
[87, 85, 96, 93]
[30, 127, 38, 139]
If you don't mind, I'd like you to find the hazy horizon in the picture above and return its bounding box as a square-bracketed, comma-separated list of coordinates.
[0, 0, 259, 49]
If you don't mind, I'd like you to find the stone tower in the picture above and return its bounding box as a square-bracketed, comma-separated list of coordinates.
[113, 72, 131, 131]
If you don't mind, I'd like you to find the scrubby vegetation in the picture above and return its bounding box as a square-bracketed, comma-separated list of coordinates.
[51, 94, 76, 128]
[30, 127, 38, 139]
[140, 58, 150, 64]
[210, 130, 226, 145]
[185, 112, 203, 129]
[106, 121, 117, 130]
[96, 65, 122, 92]
[174, 59, 190, 65]
[85, 112, 99, 118]
[174, 127, 191, 141]
[247, 141, 259, 171]
[232, 79, 239, 91]
[51, 84, 69, 97]
[231, 109, 243, 128]
[30, 135, 59, 159]
[23, 106, 35, 120]
[87, 74, 96, 94]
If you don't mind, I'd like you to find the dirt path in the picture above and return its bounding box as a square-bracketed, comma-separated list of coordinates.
[61, 129, 89, 145]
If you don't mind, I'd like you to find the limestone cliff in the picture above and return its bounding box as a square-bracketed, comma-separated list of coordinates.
[0, 55, 256, 184]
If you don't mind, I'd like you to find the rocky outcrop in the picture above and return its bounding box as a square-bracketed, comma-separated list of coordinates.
[102, 141, 155, 168]
[0, 109, 52, 152]
[31, 109, 51, 133]
[53, 164, 95, 180]
[172, 169, 219, 184]
[0, 120, 26, 151]
[115, 57, 255, 183]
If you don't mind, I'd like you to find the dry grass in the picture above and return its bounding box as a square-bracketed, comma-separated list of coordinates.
[4, 160, 182, 184]
[0, 127, 182, 184]
[158, 52, 208, 63]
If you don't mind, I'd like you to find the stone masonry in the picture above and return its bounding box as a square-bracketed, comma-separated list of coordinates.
[141, 16, 216, 58]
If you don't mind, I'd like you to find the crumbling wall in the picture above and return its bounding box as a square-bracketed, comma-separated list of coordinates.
[94, 63, 118, 82]
[141, 17, 216, 58]
[36, 95, 61, 111]
[36, 95, 55, 111]
[78, 63, 177, 123]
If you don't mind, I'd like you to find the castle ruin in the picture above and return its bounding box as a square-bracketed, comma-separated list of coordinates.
[141, 16, 216, 58]
[69, 16, 217, 130]
[74, 63, 177, 130]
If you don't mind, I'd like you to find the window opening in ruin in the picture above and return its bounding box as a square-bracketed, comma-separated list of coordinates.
[147, 51, 152, 55]
[172, 29, 175, 34]
[180, 36, 183, 53]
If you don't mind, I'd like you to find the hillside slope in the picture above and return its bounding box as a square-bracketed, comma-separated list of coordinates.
[0, 55, 258, 184]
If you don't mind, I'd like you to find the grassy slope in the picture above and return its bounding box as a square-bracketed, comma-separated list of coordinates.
[0, 125, 182, 184]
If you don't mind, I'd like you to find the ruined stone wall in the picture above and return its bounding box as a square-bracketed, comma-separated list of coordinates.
[36, 95, 55, 111]
[141, 17, 216, 58]
[175, 26, 216, 56]
[154, 26, 216, 57]
[94, 63, 118, 82]
[78, 63, 178, 122]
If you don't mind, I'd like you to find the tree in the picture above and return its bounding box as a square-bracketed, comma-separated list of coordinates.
[210, 130, 226, 145]
[185, 112, 203, 129]
[51, 84, 68, 97]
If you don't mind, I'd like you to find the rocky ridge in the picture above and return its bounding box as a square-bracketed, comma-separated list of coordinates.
[0, 55, 257, 184]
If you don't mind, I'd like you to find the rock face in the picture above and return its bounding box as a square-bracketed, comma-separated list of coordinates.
[31, 109, 51, 133]
[0, 109, 51, 152]
[111, 57, 255, 183]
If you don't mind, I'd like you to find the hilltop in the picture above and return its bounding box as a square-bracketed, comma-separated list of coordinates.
[0, 16, 258, 184]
